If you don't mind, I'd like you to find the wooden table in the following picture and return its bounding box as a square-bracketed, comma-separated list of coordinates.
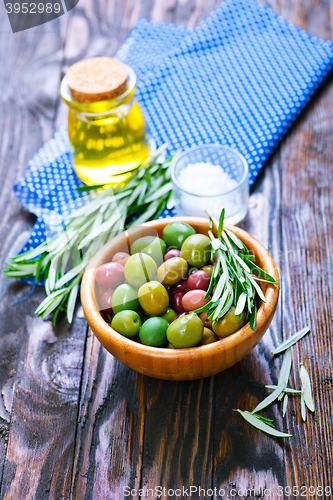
[0, 0, 332, 498]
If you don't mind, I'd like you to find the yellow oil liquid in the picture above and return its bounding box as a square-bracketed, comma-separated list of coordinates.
[68, 101, 149, 185]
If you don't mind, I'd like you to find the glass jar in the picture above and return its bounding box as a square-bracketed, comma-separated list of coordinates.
[60, 64, 149, 186]
[171, 145, 249, 225]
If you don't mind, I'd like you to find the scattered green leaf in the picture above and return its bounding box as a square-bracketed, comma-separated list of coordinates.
[300, 364, 315, 413]
[252, 382, 286, 414]
[236, 410, 292, 438]
[272, 326, 310, 355]
[301, 394, 307, 422]
[282, 394, 288, 418]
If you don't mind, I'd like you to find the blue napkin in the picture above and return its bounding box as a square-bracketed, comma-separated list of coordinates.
[14, 0, 333, 260]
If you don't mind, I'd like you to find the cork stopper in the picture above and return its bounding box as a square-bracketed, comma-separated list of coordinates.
[66, 57, 128, 103]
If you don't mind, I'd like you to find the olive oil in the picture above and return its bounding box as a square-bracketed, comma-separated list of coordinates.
[61, 60, 149, 186]
[68, 101, 149, 185]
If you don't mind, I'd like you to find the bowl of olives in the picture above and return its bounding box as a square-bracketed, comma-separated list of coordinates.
[81, 217, 279, 381]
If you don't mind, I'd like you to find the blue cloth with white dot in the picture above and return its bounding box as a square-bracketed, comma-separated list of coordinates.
[14, 0, 333, 266]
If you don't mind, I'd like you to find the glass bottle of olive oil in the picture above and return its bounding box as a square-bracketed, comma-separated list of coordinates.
[60, 58, 149, 186]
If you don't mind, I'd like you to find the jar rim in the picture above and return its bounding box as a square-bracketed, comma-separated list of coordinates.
[60, 63, 136, 116]
[171, 144, 249, 198]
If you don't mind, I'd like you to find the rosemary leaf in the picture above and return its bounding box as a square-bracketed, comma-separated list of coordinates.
[127, 201, 159, 226]
[35, 255, 45, 283]
[217, 208, 225, 239]
[253, 414, 275, 427]
[52, 295, 67, 326]
[224, 228, 244, 250]
[48, 257, 58, 292]
[233, 253, 251, 274]
[4, 268, 38, 278]
[252, 382, 286, 414]
[234, 292, 247, 316]
[300, 364, 315, 413]
[67, 282, 79, 324]
[41, 294, 65, 320]
[193, 302, 212, 315]
[236, 410, 292, 438]
[211, 269, 228, 302]
[277, 348, 292, 388]
[272, 326, 310, 355]
[144, 182, 172, 203]
[12, 243, 48, 263]
[247, 275, 266, 303]
[214, 290, 234, 323]
[301, 394, 307, 422]
[212, 287, 230, 320]
[210, 238, 223, 252]
[246, 261, 277, 284]
[265, 385, 301, 394]
[249, 301, 257, 331]
[282, 394, 288, 418]
[55, 262, 86, 289]
[35, 289, 65, 315]
[277, 349, 292, 401]
[75, 183, 106, 192]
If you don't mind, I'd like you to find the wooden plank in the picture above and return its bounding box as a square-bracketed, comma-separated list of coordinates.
[270, 0, 333, 491]
[0, 11, 65, 489]
[277, 82, 333, 488]
[0, 312, 87, 500]
[140, 376, 214, 497]
[70, 333, 145, 500]
[0, 8, 88, 499]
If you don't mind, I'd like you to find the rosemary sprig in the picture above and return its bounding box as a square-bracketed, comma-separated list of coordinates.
[195, 209, 277, 329]
[235, 326, 315, 437]
[4, 147, 176, 324]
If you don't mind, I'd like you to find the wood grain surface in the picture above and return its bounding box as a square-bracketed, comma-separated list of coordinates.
[0, 0, 332, 499]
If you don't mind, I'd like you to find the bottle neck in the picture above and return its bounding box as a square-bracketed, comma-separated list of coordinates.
[60, 63, 137, 122]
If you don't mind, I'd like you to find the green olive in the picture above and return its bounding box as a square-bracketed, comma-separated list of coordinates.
[212, 306, 247, 338]
[139, 317, 169, 347]
[181, 234, 211, 268]
[111, 310, 141, 339]
[111, 284, 139, 315]
[157, 257, 188, 286]
[201, 265, 213, 276]
[161, 308, 177, 324]
[130, 236, 167, 265]
[163, 222, 196, 250]
[198, 327, 219, 345]
[138, 281, 169, 316]
[124, 253, 157, 288]
[166, 312, 203, 348]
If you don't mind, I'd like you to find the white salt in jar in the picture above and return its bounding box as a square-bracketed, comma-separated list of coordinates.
[171, 145, 249, 225]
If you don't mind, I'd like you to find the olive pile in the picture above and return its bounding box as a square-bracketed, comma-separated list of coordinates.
[95, 222, 247, 349]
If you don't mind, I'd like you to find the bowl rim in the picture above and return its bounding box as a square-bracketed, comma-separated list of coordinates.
[81, 216, 280, 361]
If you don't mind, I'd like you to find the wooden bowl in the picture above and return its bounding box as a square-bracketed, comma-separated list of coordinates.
[81, 217, 279, 381]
